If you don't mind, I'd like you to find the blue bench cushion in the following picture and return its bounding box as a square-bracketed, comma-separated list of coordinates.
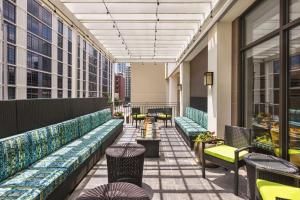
[0, 186, 40, 200]
[0, 168, 65, 200]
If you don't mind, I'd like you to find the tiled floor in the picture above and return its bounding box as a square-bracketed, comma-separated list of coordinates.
[68, 124, 248, 200]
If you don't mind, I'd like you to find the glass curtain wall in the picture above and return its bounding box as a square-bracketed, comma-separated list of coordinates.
[242, 0, 300, 166]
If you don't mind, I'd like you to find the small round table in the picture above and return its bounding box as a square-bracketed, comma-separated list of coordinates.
[77, 182, 150, 200]
[106, 143, 145, 186]
[244, 153, 299, 200]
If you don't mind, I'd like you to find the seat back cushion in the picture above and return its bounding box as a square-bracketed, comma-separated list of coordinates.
[78, 114, 92, 136]
[184, 107, 208, 129]
[0, 134, 31, 183]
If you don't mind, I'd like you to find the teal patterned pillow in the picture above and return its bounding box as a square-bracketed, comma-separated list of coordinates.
[61, 119, 80, 144]
[26, 128, 50, 164]
[0, 134, 31, 183]
[46, 125, 63, 153]
[90, 112, 101, 130]
[78, 114, 92, 136]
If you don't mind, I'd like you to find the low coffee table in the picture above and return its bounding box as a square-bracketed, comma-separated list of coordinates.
[136, 117, 161, 158]
[77, 182, 150, 200]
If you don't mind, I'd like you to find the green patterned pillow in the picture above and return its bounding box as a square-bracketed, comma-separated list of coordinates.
[78, 114, 92, 136]
[0, 134, 31, 183]
[26, 128, 50, 164]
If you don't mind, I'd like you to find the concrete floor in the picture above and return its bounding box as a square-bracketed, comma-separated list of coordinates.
[68, 124, 249, 200]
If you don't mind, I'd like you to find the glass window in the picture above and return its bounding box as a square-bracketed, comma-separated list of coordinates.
[68, 66, 72, 77]
[8, 87, 15, 99]
[5, 22, 16, 43]
[58, 62, 63, 75]
[290, 0, 300, 21]
[58, 20, 63, 35]
[57, 48, 63, 62]
[68, 53, 72, 65]
[68, 90, 71, 98]
[27, 0, 52, 27]
[68, 41, 72, 53]
[7, 44, 16, 64]
[57, 90, 63, 98]
[27, 51, 51, 72]
[3, 0, 16, 23]
[27, 33, 52, 57]
[27, 70, 51, 88]
[27, 88, 38, 98]
[57, 76, 63, 89]
[8, 65, 15, 85]
[68, 78, 71, 90]
[57, 35, 63, 48]
[244, 0, 279, 45]
[68, 28, 72, 41]
[289, 26, 300, 167]
[245, 36, 280, 153]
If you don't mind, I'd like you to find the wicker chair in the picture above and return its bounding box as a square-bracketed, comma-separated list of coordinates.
[131, 107, 146, 128]
[157, 107, 172, 127]
[255, 167, 300, 200]
[202, 125, 252, 196]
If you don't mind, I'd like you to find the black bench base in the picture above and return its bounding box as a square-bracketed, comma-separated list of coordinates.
[175, 122, 195, 149]
[47, 124, 123, 200]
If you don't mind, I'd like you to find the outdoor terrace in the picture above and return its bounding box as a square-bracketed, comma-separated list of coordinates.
[68, 123, 248, 200]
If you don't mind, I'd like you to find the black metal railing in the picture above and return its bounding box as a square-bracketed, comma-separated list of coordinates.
[113, 102, 178, 124]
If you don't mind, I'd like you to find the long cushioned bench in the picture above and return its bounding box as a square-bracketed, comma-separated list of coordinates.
[0, 108, 123, 200]
[175, 107, 208, 149]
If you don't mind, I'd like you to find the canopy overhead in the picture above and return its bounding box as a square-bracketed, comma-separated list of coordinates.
[61, 0, 219, 62]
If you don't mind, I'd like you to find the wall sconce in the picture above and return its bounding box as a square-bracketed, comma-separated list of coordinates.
[204, 72, 213, 86]
[177, 84, 182, 91]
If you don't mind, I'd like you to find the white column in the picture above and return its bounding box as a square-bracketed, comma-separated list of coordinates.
[207, 22, 232, 138]
[180, 62, 190, 116]
[168, 75, 177, 103]
[15, 0, 27, 99]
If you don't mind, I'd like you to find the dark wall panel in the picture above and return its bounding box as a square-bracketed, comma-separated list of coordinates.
[0, 98, 108, 139]
[190, 97, 207, 112]
[0, 101, 17, 138]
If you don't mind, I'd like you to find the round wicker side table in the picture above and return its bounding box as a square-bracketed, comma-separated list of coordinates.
[106, 143, 146, 186]
[244, 153, 299, 200]
[77, 182, 150, 200]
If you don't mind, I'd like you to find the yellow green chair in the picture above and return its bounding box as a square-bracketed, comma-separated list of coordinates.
[157, 108, 173, 127]
[256, 167, 300, 200]
[202, 125, 252, 196]
[131, 107, 146, 128]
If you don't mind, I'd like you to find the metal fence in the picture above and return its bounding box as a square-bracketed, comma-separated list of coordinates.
[113, 102, 179, 124]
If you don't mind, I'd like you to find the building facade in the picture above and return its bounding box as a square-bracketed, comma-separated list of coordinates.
[114, 73, 125, 102]
[0, 0, 114, 100]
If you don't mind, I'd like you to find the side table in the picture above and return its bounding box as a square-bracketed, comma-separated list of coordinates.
[77, 182, 150, 200]
[244, 153, 299, 200]
[106, 143, 145, 186]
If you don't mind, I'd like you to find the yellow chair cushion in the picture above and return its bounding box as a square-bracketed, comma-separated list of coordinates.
[204, 145, 248, 163]
[132, 114, 146, 119]
[158, 113, 172, 118]
[257, 179, 300, 200]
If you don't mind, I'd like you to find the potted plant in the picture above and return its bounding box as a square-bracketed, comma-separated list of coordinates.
[113, 111, 124, 119]
[194, 131, 219, 168]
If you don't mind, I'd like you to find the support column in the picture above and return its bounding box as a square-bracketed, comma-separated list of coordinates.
[207, 22, 232, 138]
[168, 75, 177, 103]
[180, 62, 190, 116]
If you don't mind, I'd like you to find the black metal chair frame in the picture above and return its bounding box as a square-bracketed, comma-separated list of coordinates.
[157, 107, 173, 127]
[202, 125, 253, 196]
[255, 167, 300, 200]
[131, 107, 145, 128]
